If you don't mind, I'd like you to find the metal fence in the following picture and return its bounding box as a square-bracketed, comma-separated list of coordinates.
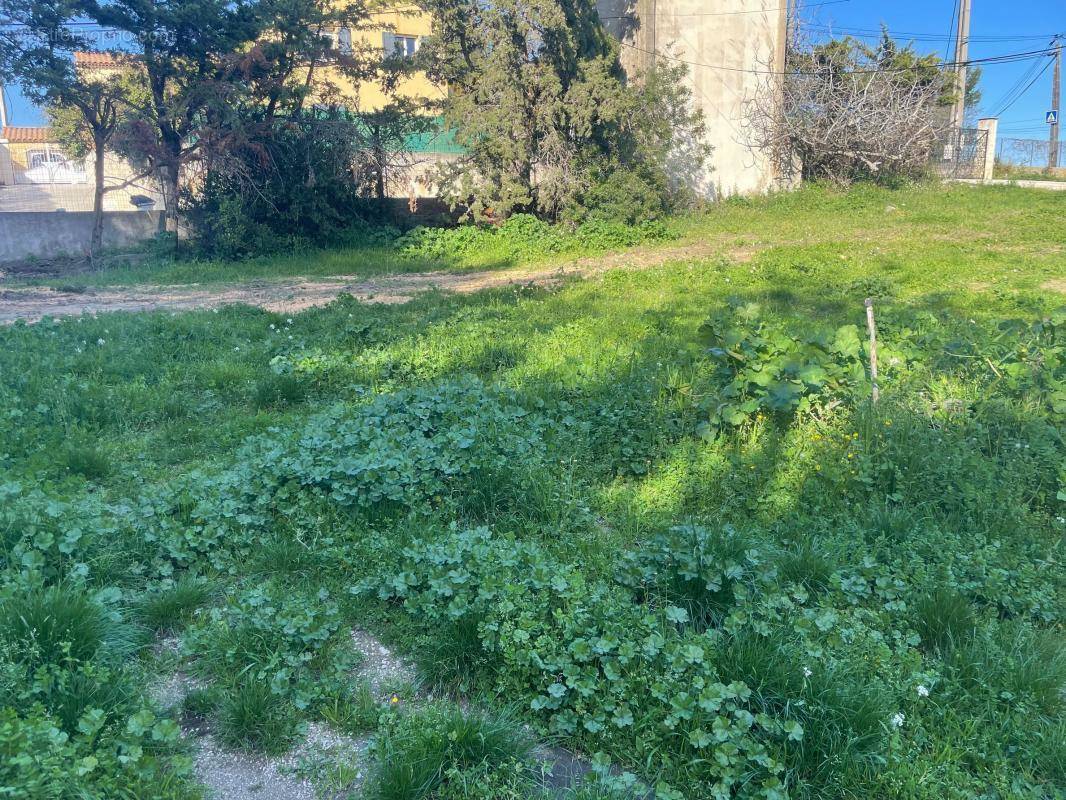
[996, 137, 1063, 169]
[929, 127, 989, 180]
[0, 153, 165, 213]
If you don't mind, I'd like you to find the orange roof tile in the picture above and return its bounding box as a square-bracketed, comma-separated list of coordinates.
[73, 51, 129, 69]
[2, 126, 54, 144]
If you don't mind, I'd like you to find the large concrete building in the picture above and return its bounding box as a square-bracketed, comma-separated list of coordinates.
[596, 0, 788, 197]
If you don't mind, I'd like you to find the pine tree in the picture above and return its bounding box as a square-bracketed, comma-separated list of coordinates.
[421, 0, 703, 222]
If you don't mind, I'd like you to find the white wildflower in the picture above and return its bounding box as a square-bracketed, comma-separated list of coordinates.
[916, 685, 929, 698]
[97, 338, 106, 346]
[891, 712, 905, 728]
[803, 667, 812, 678]
[286, 318, 293, 324]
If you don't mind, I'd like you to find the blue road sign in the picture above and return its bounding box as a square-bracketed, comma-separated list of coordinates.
[1047, 110, 1059, 124]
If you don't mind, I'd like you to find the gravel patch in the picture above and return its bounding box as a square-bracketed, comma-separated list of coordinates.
[350, 627, 418, 694]
[192, 724, 369, 800]
[149, 670, 206, 710]
[194, 735, 319, 800]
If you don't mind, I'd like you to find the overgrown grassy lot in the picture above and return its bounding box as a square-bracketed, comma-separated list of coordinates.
[8, 180, 1064, 290]
[1, 184, 1063, 799]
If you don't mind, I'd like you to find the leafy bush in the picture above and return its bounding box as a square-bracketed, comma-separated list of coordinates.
[616, 524, 776, 631]
[697, 301, 873, 433]
[367, 528, 807, 799]
[183, 583, 355, 712]
[395, 215, 670, 263]
[187, 116, 398, 260]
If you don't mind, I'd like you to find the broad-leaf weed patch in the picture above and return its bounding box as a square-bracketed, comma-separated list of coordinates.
[0, 184, 1063, 798]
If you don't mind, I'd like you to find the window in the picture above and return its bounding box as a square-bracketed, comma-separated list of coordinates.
[28, 150, 69, 170]
[22, 146, 85, 184]
[337, 27, 352, 54]
[383, 33, 419, 58]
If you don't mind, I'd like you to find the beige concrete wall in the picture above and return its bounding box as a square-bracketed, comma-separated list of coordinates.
[0, 211, 162, 263]
[597, 0, 787, 197]
[0, 142, 13, 185]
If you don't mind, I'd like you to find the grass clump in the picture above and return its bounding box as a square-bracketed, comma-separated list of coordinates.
[0, 586, 119, 667]
[58, 443, 112, 480]
[367, 704, 534, 800]
[135, 576, 215, 632]
[317, 680, 381, 735]
[217, 678, 300, 754]
[252, 372, 308, 409]
[911, 587, 976, 652]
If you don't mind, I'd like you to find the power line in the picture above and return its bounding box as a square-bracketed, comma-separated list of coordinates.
[802, 22, 1064, 43]
[982, 52, 1047, 116]
[616, 40, 1063, 77]
[599, 0, 850, 22]
[991, 55, 1054, 117]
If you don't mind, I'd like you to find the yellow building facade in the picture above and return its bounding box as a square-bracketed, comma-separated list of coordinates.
[322, 4, 445, 111]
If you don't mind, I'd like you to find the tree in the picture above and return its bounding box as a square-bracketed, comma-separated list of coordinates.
[419, 0, 708, 223]
[71, 0, 265, 237]
[746, 33, 955, 184]
[0, 1, 142, 257]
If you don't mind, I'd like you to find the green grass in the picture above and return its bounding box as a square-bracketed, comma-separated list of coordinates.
[217, 678, 300, 754]
[6, 212, 668, 290]
[367, 704, 534, 800]
[0, 182, 1063, 799]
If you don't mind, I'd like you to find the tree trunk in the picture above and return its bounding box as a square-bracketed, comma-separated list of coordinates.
[157, 116, 184, 243]
[160, 160, 180, 237]
[90, 131, 107, 264]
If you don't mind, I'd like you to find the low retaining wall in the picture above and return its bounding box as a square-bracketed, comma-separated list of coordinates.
[0, 211, 162, 264]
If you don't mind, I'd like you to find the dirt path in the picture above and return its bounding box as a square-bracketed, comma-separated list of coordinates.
[0, 240, 736, 324]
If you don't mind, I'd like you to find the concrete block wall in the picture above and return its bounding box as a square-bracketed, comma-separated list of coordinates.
[0, 211, 162, 264]
[597, 0, 787, 197]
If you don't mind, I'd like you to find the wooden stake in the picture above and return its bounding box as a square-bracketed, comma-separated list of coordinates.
[865, 298, 879, 404]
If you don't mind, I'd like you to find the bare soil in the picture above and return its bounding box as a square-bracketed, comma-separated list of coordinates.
[0, 240, 737, 324]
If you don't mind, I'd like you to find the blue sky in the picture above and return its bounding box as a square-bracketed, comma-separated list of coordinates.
[808, 0, 1064, 140]
[2, 1, 1064, 141]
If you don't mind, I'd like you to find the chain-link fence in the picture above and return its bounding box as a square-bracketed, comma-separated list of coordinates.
[996, 137, 1063, 170]
[0, 147, 164, 213]
[929, 127, 990, 180]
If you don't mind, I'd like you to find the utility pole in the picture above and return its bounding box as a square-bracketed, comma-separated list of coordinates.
[1050, 36, 1062, 170]
[0, 84, 8, 130]
[950, 0, 972, 132]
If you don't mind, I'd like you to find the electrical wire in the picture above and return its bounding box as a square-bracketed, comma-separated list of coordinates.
[982, 53, 1047, 116]
[990, 55, 1055, 117]
[600, 0, 850, 22]
[802, 22, 1064, 43]
[616, 40, 1061, 77]
[944, 0, 958, 63]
